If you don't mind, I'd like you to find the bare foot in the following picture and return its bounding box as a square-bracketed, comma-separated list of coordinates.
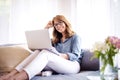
[0, 73, 10, 80]
[9, 70, 29, 80]
[0, 69, 18, 80]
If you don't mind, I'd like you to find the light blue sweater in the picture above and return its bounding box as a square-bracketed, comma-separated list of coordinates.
[53, 34, 82, 63]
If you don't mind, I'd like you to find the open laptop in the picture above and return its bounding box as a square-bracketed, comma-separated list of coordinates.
[25, 29, 60, 55]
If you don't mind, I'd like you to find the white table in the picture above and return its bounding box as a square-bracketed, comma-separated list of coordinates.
[87, 75, 101, 80]
[87, 71, 118, 80]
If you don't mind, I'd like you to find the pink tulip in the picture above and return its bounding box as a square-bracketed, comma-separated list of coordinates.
[115, 40, 120, 49]
[108, 36, 120, 49]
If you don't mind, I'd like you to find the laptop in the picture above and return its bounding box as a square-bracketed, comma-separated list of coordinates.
[25, 29, 60, 55]
[25, 29, 52, 49]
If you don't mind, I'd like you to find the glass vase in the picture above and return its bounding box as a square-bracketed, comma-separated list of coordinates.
[99, 57, 118, 80]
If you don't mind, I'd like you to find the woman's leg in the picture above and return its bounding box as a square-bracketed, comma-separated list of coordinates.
[11, 50, 80, 80]
[45, 55, 80, 74]
[15, 50, 40, 71]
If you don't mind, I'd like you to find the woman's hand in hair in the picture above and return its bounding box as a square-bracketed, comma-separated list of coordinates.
[45, 21, 53, 29]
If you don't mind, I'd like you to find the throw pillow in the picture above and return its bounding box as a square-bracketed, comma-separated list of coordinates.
[80, 49, 99, 71]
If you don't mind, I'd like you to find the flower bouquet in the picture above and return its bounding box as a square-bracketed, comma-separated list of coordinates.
[91, 36, 120, 79]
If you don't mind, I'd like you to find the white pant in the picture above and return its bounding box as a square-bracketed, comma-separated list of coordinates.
[15, 50, 80, 79]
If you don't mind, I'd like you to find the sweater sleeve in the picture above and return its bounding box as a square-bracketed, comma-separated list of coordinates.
[66, 35, 82, 61]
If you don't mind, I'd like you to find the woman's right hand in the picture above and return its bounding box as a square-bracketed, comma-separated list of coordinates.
[45, 21, 53, 29]
[59, 54, 69, 60]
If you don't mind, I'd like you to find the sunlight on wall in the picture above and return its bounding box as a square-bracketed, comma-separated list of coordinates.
[0, 0, 10, 44]
[8, 0, 76, 44]
[9, 0, 58, 43]
[76, 0, 112, 49]
[0, 0, 119, 49]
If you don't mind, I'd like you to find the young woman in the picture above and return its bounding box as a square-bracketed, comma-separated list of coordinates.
[0, 15, 82, 80]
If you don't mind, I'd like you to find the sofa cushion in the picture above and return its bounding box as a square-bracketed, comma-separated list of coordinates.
[80, 49, 99, 71]
[31, 71, 99, 80]
[0, 44, 30, 73]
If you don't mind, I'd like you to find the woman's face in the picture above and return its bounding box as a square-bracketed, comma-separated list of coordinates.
[53, 20, 66, 33]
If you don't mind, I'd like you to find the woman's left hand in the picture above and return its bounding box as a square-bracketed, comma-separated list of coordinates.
[59, 54, 69, 60]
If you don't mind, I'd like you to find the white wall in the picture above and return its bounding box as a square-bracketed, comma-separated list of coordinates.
[0, 0, 120, 48]
[110, 0, 120, 37]
[0, 14, 9, 43]
[0, 0, 10, 44]
[8, 0, 76, 43]
[76, 0, 112, 48]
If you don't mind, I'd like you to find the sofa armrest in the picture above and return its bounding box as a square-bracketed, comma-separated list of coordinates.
[0, 44, 30, 73]
[80, 49, 99, 71]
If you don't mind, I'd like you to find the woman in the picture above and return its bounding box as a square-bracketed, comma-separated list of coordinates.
[0, 15, 82, 80]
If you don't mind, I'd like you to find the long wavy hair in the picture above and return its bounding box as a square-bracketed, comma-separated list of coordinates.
[52, 15, 75, 44]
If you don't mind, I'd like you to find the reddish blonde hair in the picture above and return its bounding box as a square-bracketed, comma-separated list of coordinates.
[52, 15, 75, 44]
